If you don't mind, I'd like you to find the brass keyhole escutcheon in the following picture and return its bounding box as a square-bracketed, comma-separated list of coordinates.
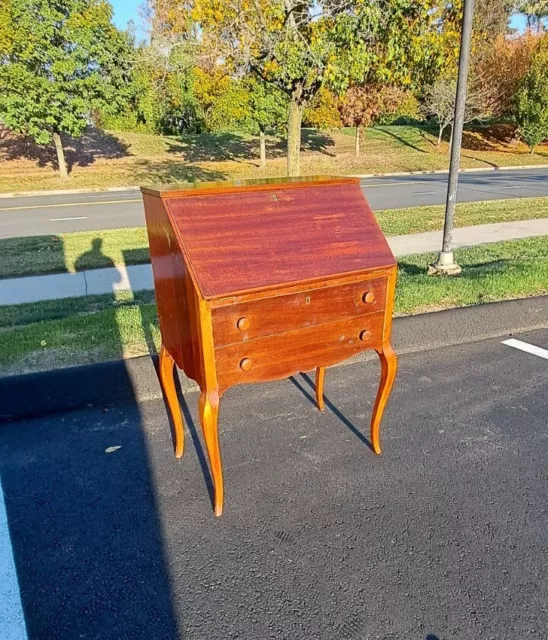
[240, 357, 253, 371]
[362, 291, 375, 304]
[237, 316, 250, 332]
[305, 296, 311, 305]
[359, 330, 370, 342]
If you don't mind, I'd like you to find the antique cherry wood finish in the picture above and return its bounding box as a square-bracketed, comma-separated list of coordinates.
[142, 176, 398, 516]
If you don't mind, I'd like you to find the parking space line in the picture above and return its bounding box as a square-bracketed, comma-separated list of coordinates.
[412, 191, 436, 196]
[0, 480, 28, 639]
[502, 338, 548, 360]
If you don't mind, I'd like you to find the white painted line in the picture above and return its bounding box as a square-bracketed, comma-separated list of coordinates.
[49, 216, 88, 222]
[0, 199, 141, 212]
[412, 191, 437, 196]
[0, 480, 28, 639]
[502, 338, 548, 360]
[499, 185, 521, 189]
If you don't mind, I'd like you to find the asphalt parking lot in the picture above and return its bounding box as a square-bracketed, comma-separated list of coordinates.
[1, 329, 547, 640]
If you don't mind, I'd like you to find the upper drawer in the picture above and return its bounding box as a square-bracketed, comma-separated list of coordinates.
[212, 276, 387, 346]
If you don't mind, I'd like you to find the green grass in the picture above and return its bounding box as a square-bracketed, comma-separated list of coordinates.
[0, 227, 149, 279]
[1, 124, 548, 194]
[375, 196, 548, 236]
[1, 236, 547, 376]
[2, 197, 548, 279]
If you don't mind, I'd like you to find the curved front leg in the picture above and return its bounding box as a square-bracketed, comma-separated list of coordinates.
[315, 366, 326, 411]
[158, 345, 184, 458]
[370, 343, 397, 455]
[199, 390, 223, 516]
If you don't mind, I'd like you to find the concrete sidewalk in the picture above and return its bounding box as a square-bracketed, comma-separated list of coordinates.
[1, 218, 547, 305]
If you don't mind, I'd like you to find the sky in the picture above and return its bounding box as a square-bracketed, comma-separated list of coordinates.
[111, 0, 143, 32]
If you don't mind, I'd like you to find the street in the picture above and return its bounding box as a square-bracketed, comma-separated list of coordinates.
[1, 167, 548, 237]
[1, 329, 547, 639]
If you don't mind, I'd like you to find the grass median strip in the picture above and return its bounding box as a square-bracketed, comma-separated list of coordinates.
[1, 197, 548, 279]
[1, 236, 547, 376]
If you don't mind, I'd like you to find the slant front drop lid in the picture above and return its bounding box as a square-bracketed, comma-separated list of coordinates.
[142, 175, 398, 516]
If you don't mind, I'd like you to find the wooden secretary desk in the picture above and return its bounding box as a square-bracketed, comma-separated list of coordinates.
[141, 176, 397, 516]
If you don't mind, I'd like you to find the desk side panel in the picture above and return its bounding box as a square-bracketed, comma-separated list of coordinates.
[143, 194, 202, 382]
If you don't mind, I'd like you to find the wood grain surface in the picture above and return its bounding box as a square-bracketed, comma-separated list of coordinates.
[212, 275, 387, 346]
[165, 180, 395, 299]
[215, 312, 385, 392]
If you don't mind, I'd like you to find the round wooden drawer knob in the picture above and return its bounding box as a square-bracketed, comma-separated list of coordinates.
[359, 330, 370, 342]
[362, 291, 375, 304]
[236, 316, 250, 332]
[240, 357, 253, 371]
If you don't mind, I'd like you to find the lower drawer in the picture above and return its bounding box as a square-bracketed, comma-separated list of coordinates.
[215, 311, 384, 391]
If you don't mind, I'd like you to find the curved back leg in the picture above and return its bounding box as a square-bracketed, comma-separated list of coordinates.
[315, 366, 326, 412]
[159, 345, 185, 458]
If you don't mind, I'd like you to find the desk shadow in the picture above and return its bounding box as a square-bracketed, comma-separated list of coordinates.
[0, 240, 180, 638]
[174, 377, 215, 508]
[121, 250, 214, 512]
[289, 372, 374, 452]
[0, 380, 181, 639]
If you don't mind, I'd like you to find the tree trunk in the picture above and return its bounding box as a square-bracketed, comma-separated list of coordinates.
[437, 125, 444, 146]
[355, 127, 361, 157]
[530, 145, 535, 155]
[53, 132, 68, 178]
[287, 98, 303, 177]
[259, 130, 267, 169]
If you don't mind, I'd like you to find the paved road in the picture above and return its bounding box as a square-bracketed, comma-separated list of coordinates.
[1, 167, 548, 238]
[1, 329, 547, 638]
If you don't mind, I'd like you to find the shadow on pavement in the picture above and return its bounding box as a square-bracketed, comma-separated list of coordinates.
[0, 238, 180, 638]
[0, 395, 180, 640]
[290, 372, 375, 452]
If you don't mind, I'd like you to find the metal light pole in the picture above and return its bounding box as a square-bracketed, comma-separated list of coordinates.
[429, 0, 475, 275]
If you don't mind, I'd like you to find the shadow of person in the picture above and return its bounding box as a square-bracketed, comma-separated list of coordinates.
[75, 238, 115, 272]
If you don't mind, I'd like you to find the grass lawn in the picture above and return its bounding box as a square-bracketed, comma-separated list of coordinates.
[1, 124, 547, 194]
[1, 236, 547, 376]
[1, 196, 548, 279]
[0, 227, 149, 278]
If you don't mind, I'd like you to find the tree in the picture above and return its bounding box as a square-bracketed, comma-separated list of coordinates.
[247, 79, 288, 169]
[516, 1, 548, 31]
[304, 88, 342, 131]
[472, 32, 539, 118]
[474, 0, 514, 35]
[0, 0, 132, 178]
[514, 38, 548, 153]
[422, 77, 491, 146]
[191, 0, 461, 176]
[338, 85, 405, 156]
[193, 66, 253, 132]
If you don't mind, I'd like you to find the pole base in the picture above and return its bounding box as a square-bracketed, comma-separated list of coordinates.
[428, 251, 462, 276]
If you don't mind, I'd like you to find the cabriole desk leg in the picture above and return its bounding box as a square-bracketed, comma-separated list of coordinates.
[199, 389, 223, 517]
[159, 345, 185, 458]
[370, 343, 397, 455]
[315, 366, 326, 412]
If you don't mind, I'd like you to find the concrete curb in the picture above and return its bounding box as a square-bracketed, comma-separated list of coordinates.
[1, 296, 547, 423]
[349, 165, 548, 178]
[2, 164, 548, 198]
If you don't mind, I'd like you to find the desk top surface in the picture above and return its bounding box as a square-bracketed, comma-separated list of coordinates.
[146, 176, 395, 299]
